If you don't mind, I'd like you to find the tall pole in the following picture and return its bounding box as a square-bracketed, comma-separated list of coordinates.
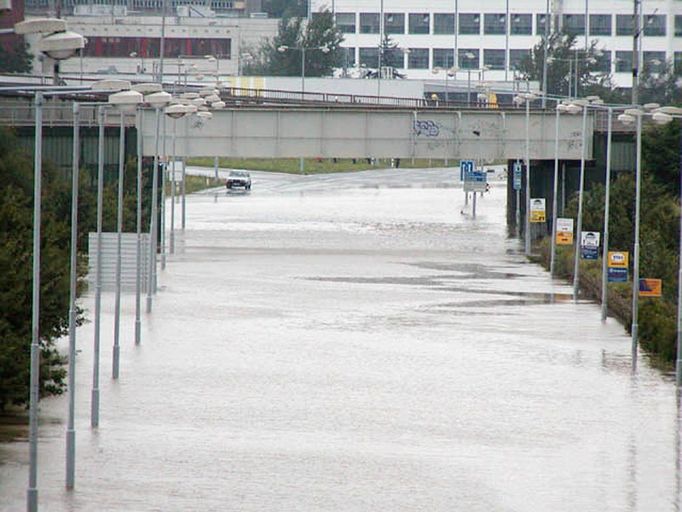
[584, 0, 589, 50]
[542, 0, 549, 108]
[676, 119, 682, 385]
[467, 70, 471, 107]
[147, 107, 161, 312]
[524, 98, 531, 256]
[632, 0, 640, 104]
[170, 118, 177, 254]
[181, 156, 186, 230]
[631, 113, 642, 370]
[300, 47, 306, 174]
[505, 0, 509, 83]
[573, 106, 589, 302]
[135, 109, 143, 345]
[378, 0, 383, 97]
[454, 0, 458, 75]
[65, 102, 80, 490]
[550, 107, 560, 275]
[159, 0, 167, 83]
[91, 106, 104, 428]
[600, 107, 613, 322]
[160, 114, 167, 272]
[27, 91, 43, 512]
[112, 112, 125, 380]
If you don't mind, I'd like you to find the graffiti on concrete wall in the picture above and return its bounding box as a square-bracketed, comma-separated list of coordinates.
[413, 120, 440, 137]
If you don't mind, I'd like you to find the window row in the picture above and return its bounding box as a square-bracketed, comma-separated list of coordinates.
[336, 12, 680, 37]
[341, 47, 682, 74]
[82, 36, 232, 58]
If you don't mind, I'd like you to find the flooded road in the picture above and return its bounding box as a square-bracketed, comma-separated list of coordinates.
[1, 168, 680, 511]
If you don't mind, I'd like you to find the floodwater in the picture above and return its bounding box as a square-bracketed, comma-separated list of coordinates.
[1, 168, 680, 511]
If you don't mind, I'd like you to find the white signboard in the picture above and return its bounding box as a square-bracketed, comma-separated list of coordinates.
[580, 231, 600, 247]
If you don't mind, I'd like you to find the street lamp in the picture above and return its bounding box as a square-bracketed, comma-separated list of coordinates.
[462, 51, 476, 107]
[431, 66, 457, 103]
[514, 92, 536, 256]
[165, 104, 193, 256]
[278, 43, 330, 173]
[550, 102, 569, 276]
[108, 89, 144, 379]
[145, 90, 172, 313]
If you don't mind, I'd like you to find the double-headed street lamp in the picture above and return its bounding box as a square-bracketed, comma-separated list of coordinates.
[277, 44, 330, 98]
[431, 66, 457, 103]
[513, 92, 537, 256]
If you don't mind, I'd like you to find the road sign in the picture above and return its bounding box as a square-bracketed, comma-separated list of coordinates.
[639, 278, 662, 297]
[556, 218, 574, 245]
[580, 231, 600, 259]
[512, 161, 522, 191]
[530, 198, 546, 223]
[460, 160, 475, 181]
[607, 251, 629, 282]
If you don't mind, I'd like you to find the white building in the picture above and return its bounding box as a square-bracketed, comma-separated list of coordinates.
[24, 4, 278, 80]
[312, 0, 682, 89]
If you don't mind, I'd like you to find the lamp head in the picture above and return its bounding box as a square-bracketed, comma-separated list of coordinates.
[37, 30, 86, 60]
[108, 90, 144, 112]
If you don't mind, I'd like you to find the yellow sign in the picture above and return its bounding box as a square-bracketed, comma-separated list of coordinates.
[530, 198, 546, 223]
[556, 232, 574, 245]
[607, 251, 629, 269]
[639, 278, 662, 297]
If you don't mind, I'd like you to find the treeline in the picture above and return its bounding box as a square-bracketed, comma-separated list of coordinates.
[540, 120, 681, 364]
[0, 128, 152, 411]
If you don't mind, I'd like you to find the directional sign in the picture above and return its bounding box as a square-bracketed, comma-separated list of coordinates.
[580, 231, 600, 260]
[512, 161, 522, 191]
[639, 278, 662, 297]
[530, 198, 546, 223]
[460, 160, 475, 181]
[556, 218, 574, 245]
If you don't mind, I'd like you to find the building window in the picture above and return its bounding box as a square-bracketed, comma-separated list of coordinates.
[409, 13, 430, 34]
[616, 15, 633, 36]
[675, 52, 682, 75]
[615, 51, 632, 72]
[359, 13, 380, 34]
[589, 14, 611, 36]
[509, 49, 530, 70]
[593, 51, 611, 73]
[510, 14, 532, 35]
[643, 15, 666, 36]
[384, 13, 405, 34]
[484, 13, 506, 35]
[341, 47, 356, 68]
[458, 13, 480, 35]
[83, 36, 230, 58]
[359, 47, 379, 68]
[433, 48, 455, 68]
[383, 47, 405, 69]
[336, 13, 356, 34]
[458, 48, 479, 69]
[536, 13, 549, 35]
[643, 51, 666, 73]
[676, 16, 682, 37]
[433, 13, 455, 35]
[408, 48, 429, 69]
[484, 49, 505, 70]
[563, 14, 585, 36]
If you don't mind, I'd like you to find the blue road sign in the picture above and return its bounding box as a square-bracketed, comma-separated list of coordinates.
[513, 162, 522, 191]
[460, 160, 475, 181]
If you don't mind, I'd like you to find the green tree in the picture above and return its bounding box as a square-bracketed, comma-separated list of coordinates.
[637, 60, 682, 106]
[0, 39, 33, 73]
[244, 11, 343, 77]
[262, 0, 306, 18]
[518, 31, 618, 101]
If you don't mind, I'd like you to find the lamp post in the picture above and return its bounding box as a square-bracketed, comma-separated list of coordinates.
[165, 103, 193, 255]
[431, 66, 456, 103]
[599, 106, 614, 322]
[514, 92, 536, 256]
[65, 101, 79, 491]
[27, 90, 43, 512]
[463, 52, 476, 107]
[550, 103, 569, 276]
[145, 91, 172, 312]
[278, 44, 330, 173]
[571, 98, 590, 302]
[108, 90, 143, 379]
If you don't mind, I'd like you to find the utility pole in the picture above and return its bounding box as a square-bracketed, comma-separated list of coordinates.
[632, 0, 640, 105]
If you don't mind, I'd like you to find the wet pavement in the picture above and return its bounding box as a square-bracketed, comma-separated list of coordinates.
[1, 168, 680, 511]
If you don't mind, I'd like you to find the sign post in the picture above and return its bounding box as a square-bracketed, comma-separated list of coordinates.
[462, 160, 486, 219]
[460, 160, 474, 206]
[530, 198, 546, 223]
[580, 231, 600, 260]
[513, 161, 522, 237]
[556, 218, 574, 245]
[639, 278, 662, 297]
[607, 251, 629, 283]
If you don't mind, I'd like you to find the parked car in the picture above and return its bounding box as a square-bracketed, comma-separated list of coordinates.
[226, 171, 251, 190]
